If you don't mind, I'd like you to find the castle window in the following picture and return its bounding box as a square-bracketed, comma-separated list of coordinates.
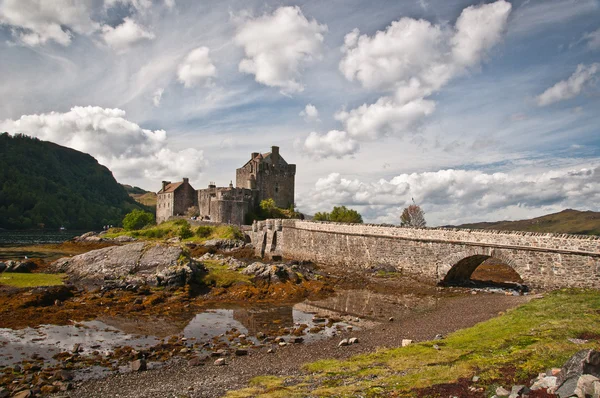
[275, 183, 279, 193]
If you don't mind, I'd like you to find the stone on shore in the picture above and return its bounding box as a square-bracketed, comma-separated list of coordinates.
[242, 262, 300, 284]
[50, 242, 201, 289]
[130, 359, 147, 372]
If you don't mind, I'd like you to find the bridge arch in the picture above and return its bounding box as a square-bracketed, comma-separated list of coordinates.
[438, 248, 525, 289]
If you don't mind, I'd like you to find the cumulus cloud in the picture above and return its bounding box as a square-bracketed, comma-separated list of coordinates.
[583, 28, 600, 50]
[102, 18, 155, 52]
[297, 130, 359, 159]
[0, 0, 99, 46]
[298, 167, 600, 225]
[0, 106, 205, 184]
[300, 104, 320, 122]
[177, 47, 217, 88]
[234, 6, 327, 94]
[333, 0, 511, 146]
[536, 63, 599, 106]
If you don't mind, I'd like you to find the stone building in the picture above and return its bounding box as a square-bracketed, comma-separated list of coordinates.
[156, 146, 295, 224]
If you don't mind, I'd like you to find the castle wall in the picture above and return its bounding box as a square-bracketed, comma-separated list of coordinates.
[255, 165, 295, 209]
[173, 183, 196, 217]
[197, 186, 256, 224]
[249, 219, 600, 289]
[156, 193, 174, 223]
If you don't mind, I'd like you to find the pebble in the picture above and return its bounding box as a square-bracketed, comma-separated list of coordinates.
[349, 337, 359, 345]
[338, 339, 350, 347]
[401, 339, 413, 347]
[214, 358, 226, 366]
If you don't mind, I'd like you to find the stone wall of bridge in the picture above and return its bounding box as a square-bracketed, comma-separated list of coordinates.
[249, 219, 600, 289]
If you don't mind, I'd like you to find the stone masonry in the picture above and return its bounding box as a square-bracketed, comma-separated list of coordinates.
[249, 219, 600, 289]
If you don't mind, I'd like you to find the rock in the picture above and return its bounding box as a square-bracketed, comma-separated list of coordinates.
[214, 358, 226, 366]
[388, 317, 394, 322]
[290, 337, 304, 344]
[12, 390, 33, 398]
[569, 338, 589, 345]
[72, 343, 81, 354]
[238, 334, 247, 339]
[235, 348, 248, 356]
[130, 359, 147, 372]
[0, 262, 6, 273]
[4, 260, 36, 273]
[433, 344, 440, 350]
[472, 375, 480, 382]
[113, 235, 136, 243]
[495, 386, 510, 396]
[555, 350, 600, 397]
[50, 242, 201, 289]
[0, 387, 8, 398]
[349, 337, 359, 345]
[203, 239, 245, 252]
[53, 370, 74, 381]
[187, 357, 204, 367]
[180, 348, 190, 354]
[241, 262, 300, 284]
[267, 348, 275, 354]
[575, 374, 599, 397]
[531, 376, 557, 391]
[278, 342, 287, 347]
[509, 385, 526, 398]
[434, 334, 444, 340]
[401, 339, 413, 347]
[338, 339, 350, 347]
[594, 380, 600, 398]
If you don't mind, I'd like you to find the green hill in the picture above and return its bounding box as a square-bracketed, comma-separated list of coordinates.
[0, 133, 148, 230]
[454, 209, 600, 236]
[121, 184, 157, 209]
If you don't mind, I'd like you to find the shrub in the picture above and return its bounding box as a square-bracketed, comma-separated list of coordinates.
[122, 209, 155, 230]
[178, 221, 193, 239]
[314, 206, 363, 224]
[196, 225, 213, 238]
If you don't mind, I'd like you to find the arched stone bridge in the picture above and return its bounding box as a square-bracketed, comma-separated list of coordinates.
[249, 219, 600, 289]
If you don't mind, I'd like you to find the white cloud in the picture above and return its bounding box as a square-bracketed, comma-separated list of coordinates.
[536, 63, 599, 106]
[0, 106, 205, 184]
[335, 97, 436, 140]
[583, 28, 600, 51]
[177, 46, 217, 88]
[0, 0, 99, 46]
[299, 104, 320, 122]
[102, 18, 155, 53]
[234, 6, 327, 94]
[298, 166, 600, 225]
[333, 0, 512, 147]
[104, 0, 153, 12]
[297, 130, 359, 159]
[164, 0, 175, 9]
[152, 88, 164, 107]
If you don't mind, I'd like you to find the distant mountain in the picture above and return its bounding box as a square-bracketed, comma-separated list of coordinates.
[121, 184, 157, 208]
[0, 133, 148, 230]
[451, 209, 600, 236]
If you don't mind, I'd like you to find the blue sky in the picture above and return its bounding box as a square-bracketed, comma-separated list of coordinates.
[0, 0, 599, 225]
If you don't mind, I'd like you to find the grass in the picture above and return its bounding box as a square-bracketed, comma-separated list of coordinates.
[0, 273, 66, 287]
[104, 221, 244, 243]
[198, 259, 252, 288]
[227, 289, 600, 397]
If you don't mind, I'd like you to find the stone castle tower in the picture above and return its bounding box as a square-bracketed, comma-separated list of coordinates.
[156, 146, 295, 224]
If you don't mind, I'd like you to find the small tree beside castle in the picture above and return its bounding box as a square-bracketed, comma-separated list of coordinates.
[400, 201, 426, 228]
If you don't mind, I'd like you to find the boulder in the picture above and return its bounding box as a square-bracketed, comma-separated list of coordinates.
[555, 350, 600, 397]
[531, 376, 557, 391]
[203, 239, 245, 252]
[242, 262, 300, 284]
[575, 374, 599, 398]
[113, 235, 137, 243]
[50, 243, 201, 289]
[4, 260, 37, 273]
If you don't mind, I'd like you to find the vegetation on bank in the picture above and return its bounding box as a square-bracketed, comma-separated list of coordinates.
[228, 289, 600, 397]
[314, 205, 363, 224]
[244, 199, 303, 224]
[199, 259, 252, 288]
[454, 209, 600, 236]
[0, 273, 66, 288]
[0, 133, 148, 230]
[105, 219, 244, 242]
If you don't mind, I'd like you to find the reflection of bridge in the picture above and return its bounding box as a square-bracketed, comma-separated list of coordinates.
[250, 220, 600, 289]
[232, 307, 294, 335]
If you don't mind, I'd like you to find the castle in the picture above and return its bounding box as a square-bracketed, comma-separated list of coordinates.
[156, 146, 296, 224]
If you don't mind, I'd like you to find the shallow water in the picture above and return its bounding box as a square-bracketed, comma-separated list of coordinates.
[0, 230, 85, 246]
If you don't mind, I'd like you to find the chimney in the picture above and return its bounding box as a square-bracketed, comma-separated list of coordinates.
[162, 181, 170, 191]
[251, 152, 259, 160]
[229, 181, 233, 188]
[271, 146, 279, 166]
[183, 177, 189, 184]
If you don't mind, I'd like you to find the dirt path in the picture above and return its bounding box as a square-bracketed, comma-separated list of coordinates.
[70, 292, 529, 398]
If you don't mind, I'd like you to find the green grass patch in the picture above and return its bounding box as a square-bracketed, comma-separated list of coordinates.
[105, 221, 244, 243]
[198, 260, 252, 288]
[0, 273, 66, 287]
[226, 289, 600, 397]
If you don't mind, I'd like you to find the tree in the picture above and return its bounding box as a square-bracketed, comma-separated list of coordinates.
[122, 209, 155, 230]
[400, 202, 426, 228]
[314, 206, 363, 224]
